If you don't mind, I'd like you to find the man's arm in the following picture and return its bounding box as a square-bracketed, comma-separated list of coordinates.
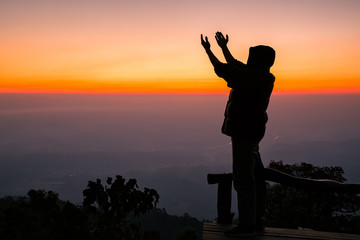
[215, 32, 236, 64]
[201, 34, 222, 67]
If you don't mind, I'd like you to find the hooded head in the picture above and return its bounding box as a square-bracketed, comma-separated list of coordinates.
[247, 45, 275, 71]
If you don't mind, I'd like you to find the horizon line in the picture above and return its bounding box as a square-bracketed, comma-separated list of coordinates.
[1, 90, 360, 95]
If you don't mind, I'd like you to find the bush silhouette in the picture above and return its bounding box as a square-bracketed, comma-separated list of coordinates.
[0, 189, 90, 240]
[82, 175, 160, 240]
[0, 175, 160, 240]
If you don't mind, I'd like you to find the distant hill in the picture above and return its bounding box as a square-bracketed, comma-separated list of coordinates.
[133, 208, 203, 240]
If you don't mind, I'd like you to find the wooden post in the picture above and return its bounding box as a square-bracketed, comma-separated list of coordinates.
[207, 173, 234, 224]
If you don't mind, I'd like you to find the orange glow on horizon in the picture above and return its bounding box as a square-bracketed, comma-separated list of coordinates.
[0, 78, 229, 95]
[2, 76, 360, 95]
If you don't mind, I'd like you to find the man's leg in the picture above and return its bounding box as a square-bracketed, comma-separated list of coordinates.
[255, 151, 266, 231]
[231, 137, 259, 228]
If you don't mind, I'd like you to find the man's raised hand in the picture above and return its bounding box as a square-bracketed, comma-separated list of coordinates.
[201, 34, 211, 51]
[215, 31, 229, 48]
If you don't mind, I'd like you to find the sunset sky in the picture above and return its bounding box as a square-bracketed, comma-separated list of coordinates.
[1, 0, 360, 94]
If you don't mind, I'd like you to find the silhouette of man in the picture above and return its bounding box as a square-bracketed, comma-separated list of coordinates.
[201, 32, 275, 237]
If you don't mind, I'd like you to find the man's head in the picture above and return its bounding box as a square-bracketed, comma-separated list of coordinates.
[247, 45, 275, 70]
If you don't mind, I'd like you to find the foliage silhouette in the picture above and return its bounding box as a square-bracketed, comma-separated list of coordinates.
[0, 190, 90, 240]
[82, 175, 160, 240]
[266, 161, 360, 233]
[0, 175, 161, 240]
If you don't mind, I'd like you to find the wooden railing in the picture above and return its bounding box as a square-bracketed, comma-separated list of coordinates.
[207, 168, 360, 224]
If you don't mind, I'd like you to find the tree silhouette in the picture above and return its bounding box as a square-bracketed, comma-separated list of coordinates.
[0, 175, 160, 240]
[0, 189, 90, 240]
[82, 175, 160, 240]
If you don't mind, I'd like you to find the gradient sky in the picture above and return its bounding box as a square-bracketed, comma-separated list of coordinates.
[1, 0, 360, 94]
